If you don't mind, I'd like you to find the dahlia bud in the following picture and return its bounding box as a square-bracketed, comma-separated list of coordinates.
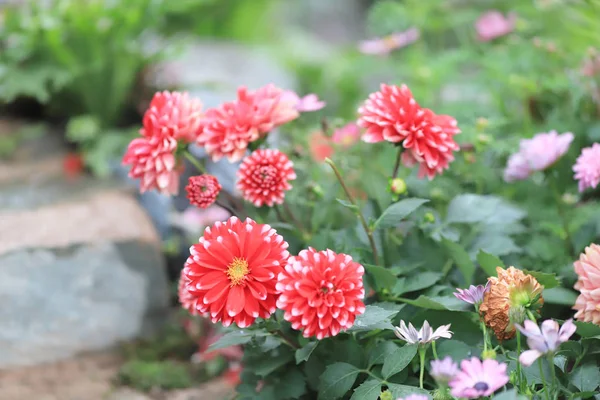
[380, 390, 393, 400]
[424, 212, 435, 223]
[562, 193, 578, 205]
[310, 183, 325, 199]
[389, 178, 407, 195]
[477, 133, 491, 145]
[433, 388, 453, 400]
[186, 174, 222, 209]
[475, 118, 489, 132]
[464, 153, 476, 164]
[481, 349, 497, 360]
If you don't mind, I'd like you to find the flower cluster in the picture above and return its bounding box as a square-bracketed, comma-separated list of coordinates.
[358, 84, 460, 179]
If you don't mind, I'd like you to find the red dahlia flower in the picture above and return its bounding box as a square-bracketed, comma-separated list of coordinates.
[143, 91, 204, 142]
[237, 149, 296, 207]
[358, 84, 460, 179]
[179, 216, 290, 328]
[186, 174, 222, 209]
[276, 248, 366, 339]
[197, 85, 299, 162]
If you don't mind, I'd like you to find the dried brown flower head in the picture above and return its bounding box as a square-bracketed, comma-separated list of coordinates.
[480, 266, 544, 341]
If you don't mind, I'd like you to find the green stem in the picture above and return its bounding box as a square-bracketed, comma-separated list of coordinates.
[325, 158, 380, 265]
[527, 310, 538, 323]
[274, 329, 299, 349]
[548, 173, 575, 257]
[516, 331, 525, 390]
[184, 150, 207, 173]
[391, 147, 403, 180]
[549, 355, 557, 400]
[539, 359, 550, 400]
[283, 202, 310, 240]
[432, 341, 439, 360]
[418, 346, 427, 389]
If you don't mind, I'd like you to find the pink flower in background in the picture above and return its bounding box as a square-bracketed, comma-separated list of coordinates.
[475, 11, 517, 42]
[173, 205, 231, 236]
[358, 84, 460, 180]
[430, 356, 459, 384]
[358, 28, 420, 55]
[186, 174, 222, 209]
[515, 319, 576, 366]
[143, 91, 204, 142]
[197, 84, 299, 162]
[309, 131, 334, 161]
[573, 143, 600, 192]
[396, 396, 429, 400]
[332, 123, 361, 147]
[504, 131, 574, 182]
[573, 244, 600, 323]
[281, 90, 326, 112]
[449, 358, 509, 398]
[582, 53, 600, 77]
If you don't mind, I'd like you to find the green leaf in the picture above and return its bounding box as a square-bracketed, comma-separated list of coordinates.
[442, 238, 475, 286]
[350, 379, 382, 400]
[336, 198, 359, 211]
[275, 369, 307, 399]
[575, 322, 600, 338]
[476, 250, 504, 276]
[318, 362, 360, 400]
[295, 342, 319, 364]
[543, 287, 577, 306]
[446, 194, 525, 225]
[436, 340, 473, 362]
[382, 344, 417, 379]
[374, 198, 429, 229]
[365, 264, 397, 291]
[347, 305, 400, 332]
[399, 295, 470, 311]
[252, 351, 294, 377]
[208, 330, 269, 351]
[393, 272, 442, 295]
[368, 342, 400, 368]
[523, 270, 560, 289]
[387, 384, 429, 399]
[571, 364, 600, 392]
[493, 389, 528, 400]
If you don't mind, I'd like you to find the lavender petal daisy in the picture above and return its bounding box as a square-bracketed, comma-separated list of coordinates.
[454, 282, 490, 305]
[430, 356, 459, 384]
[449, 357, 509, 398]
[394, 320, 453, 345]
[515, 319, 576, 366]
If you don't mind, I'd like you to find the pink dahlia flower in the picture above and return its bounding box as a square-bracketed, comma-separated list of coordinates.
[143, 91, 204, 142]
[358, 84, 460, 180]
[276, 248, 366, 339]
[573, 143, 600, 192]
[475, 11, 517, 42]
[358, 28, 420, 55]
[574, 243, 600, 324]
[449, 358, 509, 398]
[504, 130, 574, 182]
[281, 90, 326, 112]
[332, 123, 361, 147]
[197, 85, 299, 162]
[236, 149, 296, 207]
[186, 174, 222, 209]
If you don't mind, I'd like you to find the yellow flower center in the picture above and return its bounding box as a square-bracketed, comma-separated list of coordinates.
[227, 257, 249, 286]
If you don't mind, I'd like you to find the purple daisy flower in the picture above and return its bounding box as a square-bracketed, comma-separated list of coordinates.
[453, 282, 490, 306]
[430, 356, 459, 384]
[515, 319, 576, 366]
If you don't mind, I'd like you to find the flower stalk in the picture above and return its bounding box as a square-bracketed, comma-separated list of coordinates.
[418, 346, 427, 389]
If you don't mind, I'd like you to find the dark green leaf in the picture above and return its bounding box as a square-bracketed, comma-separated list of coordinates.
[446, 194, 525, 225]
[275, 369, 307, 399]
[387, 384, 429, 398]
[443, 238, 475, 286]
[318, 362, 360, 400]
[522, 270, 560, 289]
[393, 272, 442, 295]
[400, 295, 470, 311]
[208, 330, 269, 351]
[374, 198, 429, 229]
[382, 344, 417, 379]
[368, 342, 400, 368]
[436, 340, 473, 362]
[253, 351, 294, 377]
[543, 287, 577, 306]
[571, 364, 600, 392]
[365, 264, 397, 291]
[347, 305, 400, 332]
[493, 389, 528, 400]
[576, 322, 600, 338]
[476, 250, 504, 276]
[295, 342, 319, 364]
[350, 379, 382, 400]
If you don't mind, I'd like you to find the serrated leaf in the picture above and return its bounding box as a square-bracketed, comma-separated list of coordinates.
[350, 379, 382, 400]
[318, 362, 360, 400]
[295, 342, 319, 364]
[571, 364, 600, 392]
[476, 250, 504, 276]
[393, 272, 442, 295]
[208, 330, 270, 351]
[365, 264, 397, 291]
[387, 384, 429, 399]
[368, 342, 400, 368]
[576, 321, 600, 337]
[347, 305, 400, 332]
[523, 270, 560, 289]
[543, 287, 577, 306]
[275, 369, 307, 399]
[399, 295, 470, 311]
[382, 344, 417, 379]
[442, 238, 475, 286]
[374, 198, 429, 229]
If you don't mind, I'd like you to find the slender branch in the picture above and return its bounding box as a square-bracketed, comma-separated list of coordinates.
[215, 199, 237, 217]
[391, 147, 403, 180]
[325, 158, 380, 265]
[184, 150, 207, 173]
[274, 204, 287, 223]
[274, 329, 299, 349]
[283, 202, 307, 234]
[539, 359, 551, 400]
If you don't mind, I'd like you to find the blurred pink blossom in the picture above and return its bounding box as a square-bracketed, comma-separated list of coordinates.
[171, 205, 231, 235]
[358, 28, 420, 55]
[281, 91, 326, 112]
[475, 11, 517, 42]
[573, 143, 600, 192]
[582, 54, 600, 77]
[504, 130, 574, 182]
[332, 123, 361, 147]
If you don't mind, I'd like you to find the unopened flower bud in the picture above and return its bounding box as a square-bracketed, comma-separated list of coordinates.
[390, 178, 407, 195]
[476, 118, 489, 132]
[424, 212, 435, 223]
[481, 349, 497, 360]
[430, 188, 444, 200]
[464, 153, 476, 164]
[562, 193, 577, 205]
[380, 390, 393, 400]
[509, 305, 526, 326]
[477, 133, 491, 145]
[310, 183, 324, 198]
